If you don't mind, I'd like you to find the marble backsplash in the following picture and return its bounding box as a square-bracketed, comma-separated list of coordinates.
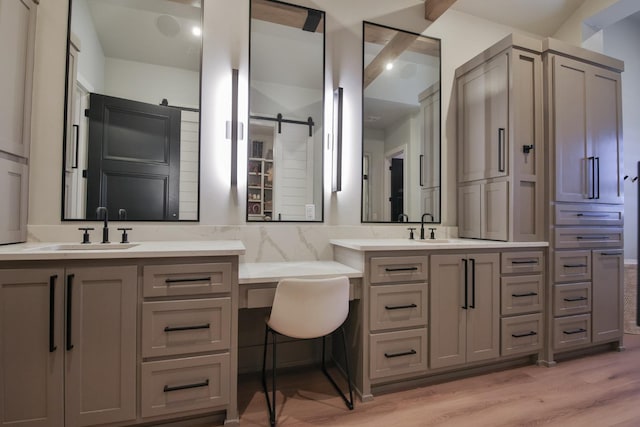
[27, 224, 458, 263]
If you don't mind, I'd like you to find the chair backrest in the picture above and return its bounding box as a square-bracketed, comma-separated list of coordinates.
[267, 276, 350, 339]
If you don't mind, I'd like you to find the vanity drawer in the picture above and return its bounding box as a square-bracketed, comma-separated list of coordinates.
[501, 275, 543, 316]
[501, 313, 543, 357]
[143, 262, 232, 297]
[370, 283, 428, 331]
[554, 282, 591, 317]
[141, 354, 230, 418]
[553, 314, 591, 350]
[554, 227, 623, 249]
[369, 256, 428, 284]
[554, 250, 591, 282]
[555, 204, 623, 226]
[142, 298, 231, 357]
[369, 328, 427, 380]
[501, 251, 544, 274]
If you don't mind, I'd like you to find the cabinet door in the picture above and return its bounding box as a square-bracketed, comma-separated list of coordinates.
[465, 253, 500, 363]
[430, 254, 466, 369]
[65, 266, 137, 427]
[482, 181, 508, 241]
[0, 158, 28, 244]
[0, 268, 64, 427]
[0, 0, 37, 157]
[458, 184, 481, 239]
[591, 250, 623, 343]
[551, 55, 589, 203]
[589, 68, 622, 204]
[458, 52, 508, 182]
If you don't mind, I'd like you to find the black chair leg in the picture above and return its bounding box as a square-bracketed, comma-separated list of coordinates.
[262, 325, 277, 426]
[321, 326, 354, 410]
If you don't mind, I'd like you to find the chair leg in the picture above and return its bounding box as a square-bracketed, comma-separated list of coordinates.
[261, 325, 277, 426]
[321, 326, 354, 410]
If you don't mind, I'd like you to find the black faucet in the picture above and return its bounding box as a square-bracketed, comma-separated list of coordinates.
[420, 213, 434, 239]
[397, 213, 409, 222]
[96, 206, 109, 243]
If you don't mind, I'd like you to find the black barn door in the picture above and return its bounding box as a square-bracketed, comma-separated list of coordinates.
[86, 93, 180, 220]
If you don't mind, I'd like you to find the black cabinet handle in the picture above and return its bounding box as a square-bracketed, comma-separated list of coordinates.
[512, 291, 538, 298]
[576, 236, 609, 240]
[576, 213, 608, 218]
[470, 258, 476, 309]
[49, 275, 58, 353]
[511, 260, 538, 265]
[72, 124, 79, 169]
[462, 259, 468, 309]
[163, 379, 209, 393]
[419, 154, 424, 186]
[384, 267, 418, 272]
[164, 323, 210, 332]
[563, 263, 587, 268]
[588, 156, 595, 199]
[385, 303, 417, 310]
[600, 252, 622, 256]
[165, 276, 211, 284]
[66, 274, 74, 351]
[563, 296, 588, 302]
[595, 156, 600, 199]
[563, 328, 587, 335]
[498, 128, 505, 172]
[512, 331, 537, 338]
[384, 349, 417, 358]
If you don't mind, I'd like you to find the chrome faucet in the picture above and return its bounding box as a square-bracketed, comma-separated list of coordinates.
[96, 206, 109, 243]
[420, 213, 434, 239]
[397, 213, 409, 222]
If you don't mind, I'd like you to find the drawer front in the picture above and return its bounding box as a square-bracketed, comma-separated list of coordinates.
[369, 328, 427, 380]
[141, 354, 229, 418]
[501, 275, 543, 316]
[370, 283, 428, 331]
[554, 250, 591, 282]
[554, 227, 623, 249]
[555, 204, 623, 226]
[369, 256, 428, 284]
[143, 263, 232, 297]
[501, 251, 544, 274]
[142, 298, 231, 357]
[501, 313, 543, 357]
[553, 314, 591, 350]
[554, 282, 591, 317]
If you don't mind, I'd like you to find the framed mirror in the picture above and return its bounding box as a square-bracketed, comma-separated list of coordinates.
[247, 0, 324, 222]
[62, 0, 202, 221]
[361, 22, 441, 223]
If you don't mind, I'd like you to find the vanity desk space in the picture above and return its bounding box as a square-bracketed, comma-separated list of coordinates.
[0, 241, 245, 427]
[331, 238, 548, 401]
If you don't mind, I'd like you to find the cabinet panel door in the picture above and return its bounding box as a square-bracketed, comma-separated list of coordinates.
[458, 184, 481, 239]
[0, 268, 64, 427]
[65, 266, 137, 427]
[429, 254, 466, 369]
[465, 253, 500, 363]
[552, 55, 589, 203]
[589, 68, 622, 204]
[482, 181, 508, 241]
[591, 250, 623, 343]
[0, 158, 28, 244]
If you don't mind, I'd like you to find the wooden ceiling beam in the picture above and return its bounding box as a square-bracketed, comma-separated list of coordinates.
[363, 32, 418, 89]
[425, 0, 457, 22]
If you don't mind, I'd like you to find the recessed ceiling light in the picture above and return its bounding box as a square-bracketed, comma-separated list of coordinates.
[192, 26, 202, 37]
[156, 14, 180, 38]
[385, 62, 394, 71]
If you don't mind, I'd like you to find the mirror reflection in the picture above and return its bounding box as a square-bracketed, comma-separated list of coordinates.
[362, 22, 441, 223]
[248, 0, 324, 222]
[63, 0, 202, 221]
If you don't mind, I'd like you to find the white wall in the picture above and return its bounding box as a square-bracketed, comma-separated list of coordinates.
[71, 0, 104, 92]
[603, 15, 640, 261]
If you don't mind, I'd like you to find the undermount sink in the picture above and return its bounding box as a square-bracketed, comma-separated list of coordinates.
[30, 243, 139, 251]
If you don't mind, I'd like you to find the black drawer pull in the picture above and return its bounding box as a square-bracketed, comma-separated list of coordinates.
[384, 349, 417, 358]
[563, 296, 588, 302]
[563, 328, 587, 335]
[511, 260, 538, 265]
[384, 267, 418, 272]
[512, 292, 538, 298]
[66, 274, 74, 351]
[576, 213, 608, 218]
[164, 323, 210, 332]
[163, 379, 209, 393]
[512, 331, 537, 338]
[385, 303, 418, 310]
[49, 275, 58, 353]
[563, 263, 587, 268]
[600, 252, 621, 256]
[165, 276, 211, 284]
[576, 236, 610, 240]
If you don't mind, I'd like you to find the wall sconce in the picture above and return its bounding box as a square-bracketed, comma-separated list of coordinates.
[225, 68, 241, 186]
[332, 87, 343, 192]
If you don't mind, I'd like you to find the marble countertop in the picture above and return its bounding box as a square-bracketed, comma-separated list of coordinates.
[239, 261, 362, 284]
[0, 240, 246, 261]
[330, 238, 549, 251]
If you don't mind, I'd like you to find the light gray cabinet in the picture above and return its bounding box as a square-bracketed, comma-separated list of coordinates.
[591, 250, 623, 344]
[0, 265, 137, 427]
[456, 34, 544, 242]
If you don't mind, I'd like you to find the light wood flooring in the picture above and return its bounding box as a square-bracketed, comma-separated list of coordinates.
[235, 334, 640, 426]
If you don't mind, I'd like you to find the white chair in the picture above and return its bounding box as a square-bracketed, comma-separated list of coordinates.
[261, 276, 354, 426]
